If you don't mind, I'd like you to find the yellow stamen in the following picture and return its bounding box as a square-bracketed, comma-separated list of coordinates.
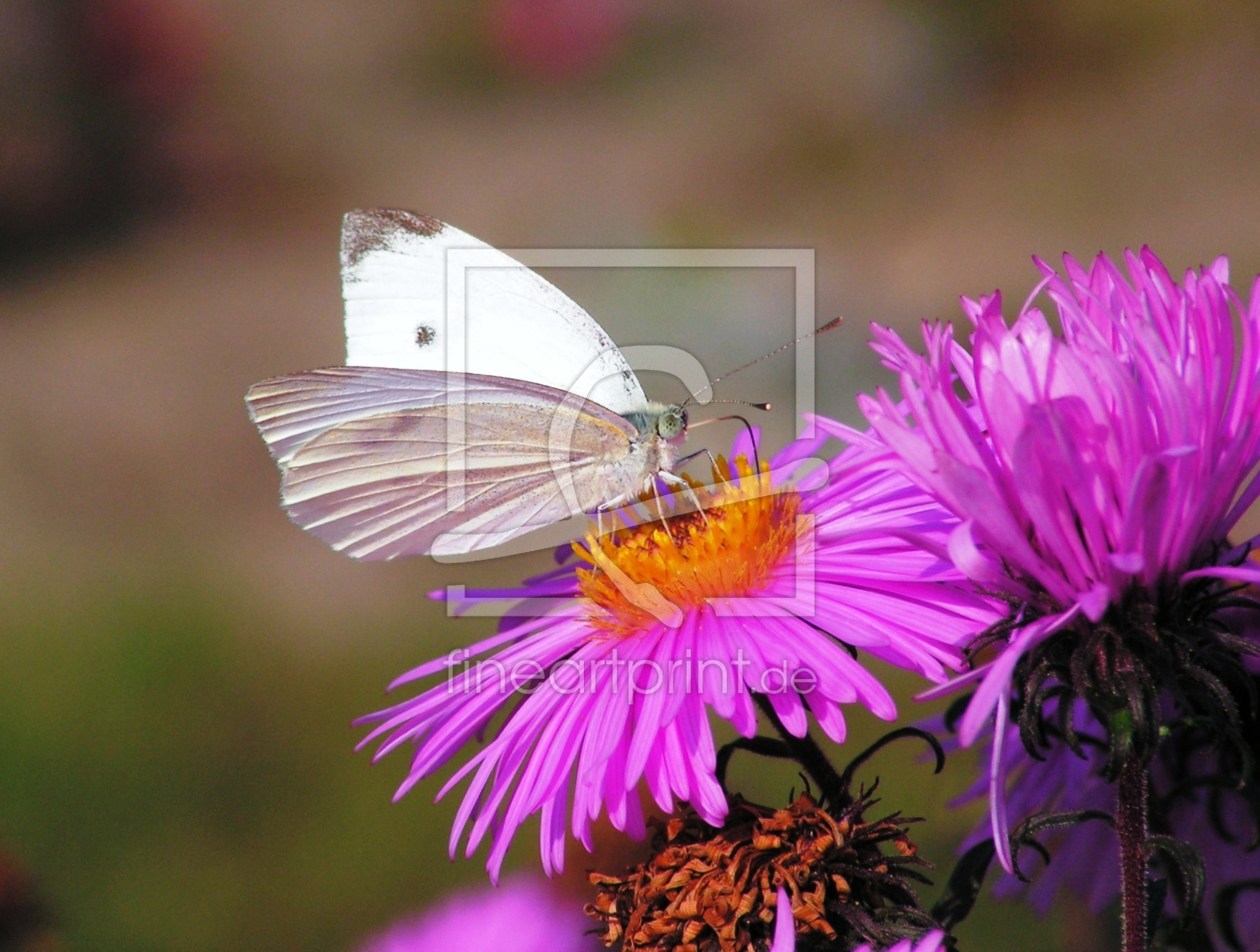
[576, 457, 803, 637]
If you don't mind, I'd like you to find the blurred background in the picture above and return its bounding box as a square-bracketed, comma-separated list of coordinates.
[3, 2, 1260, 949]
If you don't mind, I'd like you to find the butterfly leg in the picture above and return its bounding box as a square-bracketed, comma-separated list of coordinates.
[594, 492, 634, 538]
[657, 470, 711, 525]
[647, 486, 676, 544]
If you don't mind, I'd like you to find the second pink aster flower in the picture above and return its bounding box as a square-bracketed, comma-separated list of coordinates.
[852, 248, 1260, 878]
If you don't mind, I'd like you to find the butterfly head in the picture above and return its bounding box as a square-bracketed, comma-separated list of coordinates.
[656, 405, 688, 441]
[625, 403, 688, 450]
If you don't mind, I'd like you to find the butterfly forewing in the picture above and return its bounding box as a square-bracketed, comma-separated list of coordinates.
[340, 209, 647, 416]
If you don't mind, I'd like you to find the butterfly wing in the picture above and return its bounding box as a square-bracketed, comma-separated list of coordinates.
[246, 367, 641, 559]
[246, 365, 586, 466]
[340, 209, 647, 416]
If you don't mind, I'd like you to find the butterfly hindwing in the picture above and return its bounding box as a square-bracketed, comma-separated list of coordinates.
[246, 366, 641, 558]
[281, 401, 638, 559]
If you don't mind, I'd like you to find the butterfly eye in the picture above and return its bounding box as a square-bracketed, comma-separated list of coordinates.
[657, 406, 687, 440]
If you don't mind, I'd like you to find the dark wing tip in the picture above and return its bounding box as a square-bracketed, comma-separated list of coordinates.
[341, 208, 445, 272]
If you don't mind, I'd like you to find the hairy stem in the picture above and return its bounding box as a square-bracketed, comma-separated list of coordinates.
[1116, 755, 1151, 952]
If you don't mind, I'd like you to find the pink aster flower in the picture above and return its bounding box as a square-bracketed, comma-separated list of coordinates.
[356, 877, 595, 952]
[357, 426, 996, 878]
[852, 249, 1260, 877]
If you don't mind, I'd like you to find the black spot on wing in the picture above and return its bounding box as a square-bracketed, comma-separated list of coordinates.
[415, 324, 436, 347]
[341, 208, 444, 273]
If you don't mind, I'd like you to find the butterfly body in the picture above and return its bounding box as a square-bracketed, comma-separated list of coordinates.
[246, 210, 691, 559]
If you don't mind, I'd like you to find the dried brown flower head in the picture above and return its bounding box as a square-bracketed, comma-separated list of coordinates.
[587, 790, 937, 951]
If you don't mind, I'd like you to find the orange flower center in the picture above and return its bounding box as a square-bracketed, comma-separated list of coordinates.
[576, 457, 804, 637]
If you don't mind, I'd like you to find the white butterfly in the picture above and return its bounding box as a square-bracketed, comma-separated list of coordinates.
[246, 209, 692, 560]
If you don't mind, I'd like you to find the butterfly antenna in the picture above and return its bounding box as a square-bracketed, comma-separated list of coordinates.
[684, 316, 844, 407]
[698, 398, 772, 412]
